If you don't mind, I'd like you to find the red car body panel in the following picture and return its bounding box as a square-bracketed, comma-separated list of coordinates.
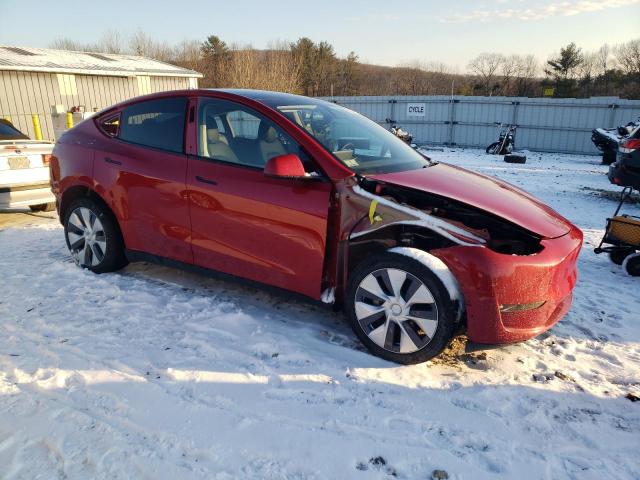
[432, 225, 583, 343]
[51, 89, 584, 347]
[93, 140, 193, 264]
[371, 163, 572, 239]
[186, 159, 332, 298]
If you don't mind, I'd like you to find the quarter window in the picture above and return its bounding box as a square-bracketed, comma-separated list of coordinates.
[119, 97, 187, 153]
[98, 114, 120, 137]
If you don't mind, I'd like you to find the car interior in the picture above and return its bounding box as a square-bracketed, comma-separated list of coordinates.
[198, 104, 293, 169]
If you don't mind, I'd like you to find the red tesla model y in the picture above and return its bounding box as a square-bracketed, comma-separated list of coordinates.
[50, 90, 582, 364]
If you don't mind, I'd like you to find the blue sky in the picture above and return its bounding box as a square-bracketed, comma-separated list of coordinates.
[0, 0, 638, 68]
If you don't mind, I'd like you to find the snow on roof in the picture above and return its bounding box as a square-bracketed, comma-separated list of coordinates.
[0, 45, 202, 78]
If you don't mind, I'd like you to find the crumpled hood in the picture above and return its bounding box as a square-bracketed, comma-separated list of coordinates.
[370, 162, 573, 239]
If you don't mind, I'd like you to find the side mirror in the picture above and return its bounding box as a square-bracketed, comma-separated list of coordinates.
[264, 154, 307, 179]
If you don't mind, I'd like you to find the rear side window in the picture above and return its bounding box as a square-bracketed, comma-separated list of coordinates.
[119, 97, 187, 153]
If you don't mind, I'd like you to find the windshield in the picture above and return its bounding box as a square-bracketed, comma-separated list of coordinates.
[0, 120, 29, 141]
[264, 98, 429, 174]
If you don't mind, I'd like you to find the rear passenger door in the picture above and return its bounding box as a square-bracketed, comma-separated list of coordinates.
[93, 96, 193, 264]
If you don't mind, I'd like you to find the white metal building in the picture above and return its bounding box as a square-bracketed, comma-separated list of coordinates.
[0, 45, 202, 140]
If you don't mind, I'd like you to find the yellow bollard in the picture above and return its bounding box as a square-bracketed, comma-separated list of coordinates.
[66, 112, 73, 129]
[31, 114, 42, 140]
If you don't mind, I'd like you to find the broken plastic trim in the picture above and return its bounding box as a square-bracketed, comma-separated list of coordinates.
[351, 185, 486, 247]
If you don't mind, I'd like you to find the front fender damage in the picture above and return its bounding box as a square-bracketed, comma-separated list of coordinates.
[389, 246, 465, 323]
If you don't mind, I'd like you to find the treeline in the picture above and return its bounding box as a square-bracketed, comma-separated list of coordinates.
[50, 31, 640, 99]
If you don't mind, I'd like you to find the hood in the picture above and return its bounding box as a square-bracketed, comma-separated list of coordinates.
[370, 163, 573, 239]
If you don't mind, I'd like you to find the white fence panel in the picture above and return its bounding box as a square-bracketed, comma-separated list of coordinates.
[321, 95, 640, 155]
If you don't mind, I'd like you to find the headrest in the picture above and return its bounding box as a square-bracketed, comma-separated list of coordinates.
[207, 128, 221, 143]
[264, 126, 278, 143]
[258, 121, 278, 143]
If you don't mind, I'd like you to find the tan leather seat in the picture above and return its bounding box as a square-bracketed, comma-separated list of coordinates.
[258, 122, 287, 163]
[200, 126, 239, 164]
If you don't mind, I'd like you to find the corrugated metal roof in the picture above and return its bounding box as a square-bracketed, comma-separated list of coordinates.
[0, 45, 202, 78]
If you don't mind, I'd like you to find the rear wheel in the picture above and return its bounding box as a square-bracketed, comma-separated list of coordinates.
[64, 197, 128, 273]
[29, 202, 55, 212]
[609, 248, 635, 265]
[624, 254, 640, 277]
[345, 252, 456, 364]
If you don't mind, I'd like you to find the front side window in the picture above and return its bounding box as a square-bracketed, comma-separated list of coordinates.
[119, 97, 187, 153]
[197, 98, 318, 173]
[261, 98, 430, 175]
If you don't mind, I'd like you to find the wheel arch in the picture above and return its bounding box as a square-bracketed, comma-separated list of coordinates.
[336, 222, 459, 308]
[60, 185, 125, 246]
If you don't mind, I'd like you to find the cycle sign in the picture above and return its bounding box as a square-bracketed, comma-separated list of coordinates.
[406, 103, 426, 117]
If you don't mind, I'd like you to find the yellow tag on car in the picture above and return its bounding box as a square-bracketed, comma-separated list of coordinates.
[368, 200, 382, 224]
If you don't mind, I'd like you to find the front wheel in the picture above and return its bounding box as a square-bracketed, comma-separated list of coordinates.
[486, 142, 501, 154]
[64, 197, 128, 273]
[345, 252, 457, 364]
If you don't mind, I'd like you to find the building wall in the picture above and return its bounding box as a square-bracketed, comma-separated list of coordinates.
[0, 70, 195, 140]
[322, 95, 640, 155]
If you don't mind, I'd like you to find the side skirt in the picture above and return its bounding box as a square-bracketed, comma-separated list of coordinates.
[124, 249, 332, 310]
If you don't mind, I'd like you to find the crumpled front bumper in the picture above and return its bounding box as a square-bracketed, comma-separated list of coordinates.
[432, 226, 583, 344]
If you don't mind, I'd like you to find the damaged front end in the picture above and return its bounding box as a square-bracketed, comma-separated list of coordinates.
[341, 176, 545, 275]
[327, 172, 581, 345]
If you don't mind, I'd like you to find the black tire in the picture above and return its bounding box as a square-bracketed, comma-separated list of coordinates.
[609, 248, 635, 265]
[29, 202, 56, 212]
[504, 154, 527, 164]
[486, 142, 500, 154]
[345, 252, 457, 365]
[624, 255, 640, 277]
[602, 150, 617, 166]
[63, 197, 128, 273]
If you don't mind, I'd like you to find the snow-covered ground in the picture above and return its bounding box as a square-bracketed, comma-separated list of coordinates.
[1, 149, 639, 479]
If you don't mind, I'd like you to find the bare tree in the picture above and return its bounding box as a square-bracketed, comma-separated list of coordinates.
[49, 37, 97, 52]
[615, 39, 640, 78]
[468, 53, 505, 95]
[500, 55, 521, 95]
[220, 42, 302, 93]
[96, 29, 123, 54]
[512, 54, 539, 97]
[129, 30, 173, 62]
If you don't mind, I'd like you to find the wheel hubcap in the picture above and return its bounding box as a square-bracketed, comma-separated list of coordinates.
[354, 268, 438, 354]
[66, 207, 106, 267]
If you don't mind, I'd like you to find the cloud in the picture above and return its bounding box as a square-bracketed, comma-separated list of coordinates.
[441, 0, 640, 23]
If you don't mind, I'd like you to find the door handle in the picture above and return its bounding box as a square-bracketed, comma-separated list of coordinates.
[195, 175, 218, 186]
[104, 157, 122, 166]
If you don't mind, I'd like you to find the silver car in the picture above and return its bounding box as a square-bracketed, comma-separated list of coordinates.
[0, 119, 55, 211]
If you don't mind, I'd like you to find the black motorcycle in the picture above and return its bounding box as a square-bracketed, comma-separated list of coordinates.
[486, 123, 517, 155]
[385, 118, 414, 145]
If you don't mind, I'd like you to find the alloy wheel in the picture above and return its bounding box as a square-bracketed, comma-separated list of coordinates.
[354, 268, 439, 354]
[66, 207, 107, 267]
